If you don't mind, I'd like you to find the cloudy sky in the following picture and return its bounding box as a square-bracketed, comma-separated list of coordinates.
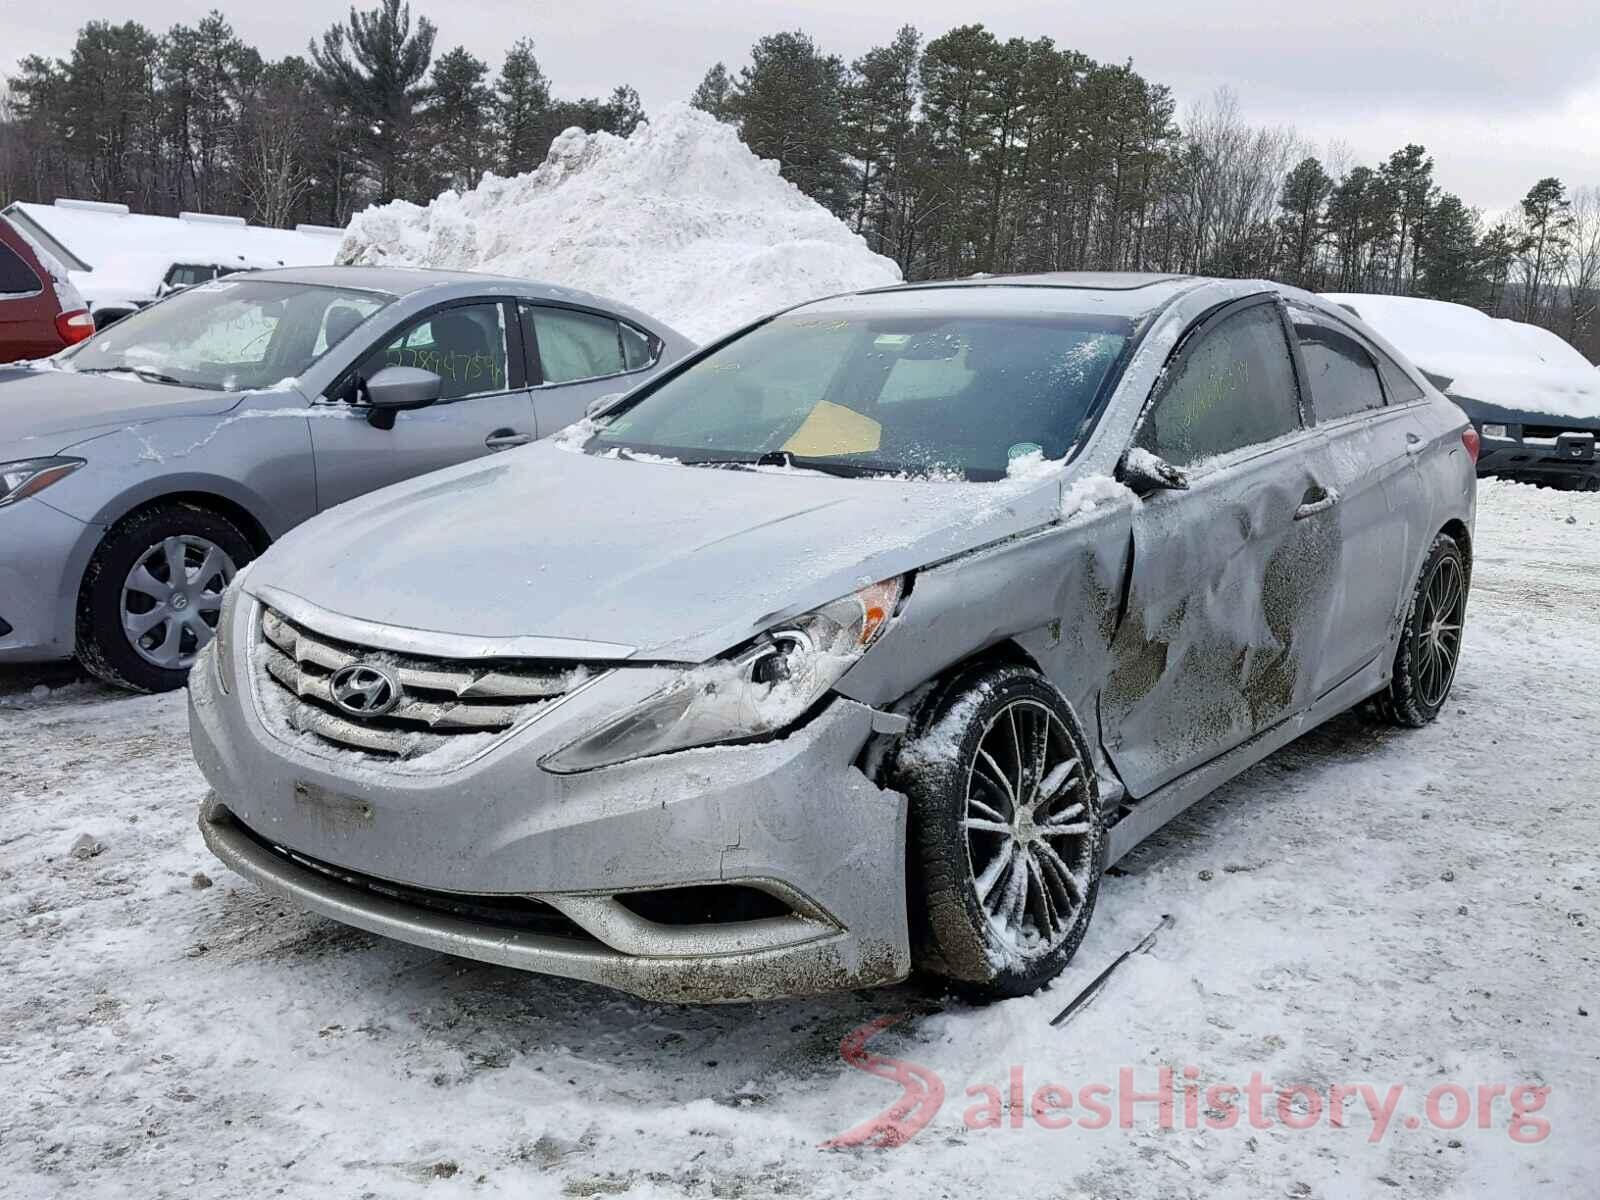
[6, 0, 1598, 213]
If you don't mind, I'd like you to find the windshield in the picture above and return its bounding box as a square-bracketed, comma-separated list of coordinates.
[64, 279, 392, 391]
[590, 309, 1133, 480]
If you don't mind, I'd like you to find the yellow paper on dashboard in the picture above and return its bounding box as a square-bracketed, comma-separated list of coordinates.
[781, 401, 882, 457]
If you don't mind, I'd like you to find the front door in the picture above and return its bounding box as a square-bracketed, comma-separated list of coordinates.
[1102, 297, 1342, 798]
[311, 299, 535, 510]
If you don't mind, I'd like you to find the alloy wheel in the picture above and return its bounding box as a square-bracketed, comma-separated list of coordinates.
[120, 535, 236, 670]
[1414, 552, 1465, 709]
[962, 698, 1096, 957]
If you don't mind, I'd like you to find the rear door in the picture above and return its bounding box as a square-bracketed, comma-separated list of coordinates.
[520, 302, 664, 436]
[310, 298, 536, 510]
[1287, 305, 1425, 694]
[0, 232, 55, 362]
[1102, 296, 1342, 797]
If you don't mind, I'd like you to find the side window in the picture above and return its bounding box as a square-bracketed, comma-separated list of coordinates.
[1293, 318, 1386, 420]
[526, 305, 626, 384]
[1138, 302, 1302, 467]
[620, 321, 660, 371]
[1376, 354, 1425, 404]
[0, 242, 42, 295]
[357, 302, 509, 401]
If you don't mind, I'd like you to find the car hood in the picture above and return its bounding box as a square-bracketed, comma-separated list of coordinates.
[251, 444, 1063, 661]
[0, 369, 245, 454]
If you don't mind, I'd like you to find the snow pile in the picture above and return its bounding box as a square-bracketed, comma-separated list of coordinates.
[338, 104, 902, 342]
[1324, 293, 1600, 419]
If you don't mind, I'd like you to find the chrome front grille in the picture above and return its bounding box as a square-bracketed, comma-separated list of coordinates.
[254, 605, 595, 763]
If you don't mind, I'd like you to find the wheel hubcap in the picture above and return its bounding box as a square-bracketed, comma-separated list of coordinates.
[963, 699, 1095, 957]
[1414, 554, 1465, 708]
[120, 535, 236, 670]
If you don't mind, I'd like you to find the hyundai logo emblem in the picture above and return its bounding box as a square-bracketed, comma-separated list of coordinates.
[328, 663, 402, 718]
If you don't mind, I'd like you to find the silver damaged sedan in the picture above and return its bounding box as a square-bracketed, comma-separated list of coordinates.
[190, 273, 1477, 1002]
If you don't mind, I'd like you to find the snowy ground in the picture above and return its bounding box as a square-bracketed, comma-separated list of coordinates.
[2, 479, 1595, 1199]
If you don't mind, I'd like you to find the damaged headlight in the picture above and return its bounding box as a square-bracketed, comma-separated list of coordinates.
[0, 457, 84, 509]
[542, 577, 903, 773]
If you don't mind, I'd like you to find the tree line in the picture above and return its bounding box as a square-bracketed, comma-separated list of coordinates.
[1, 6, 1594, 358]
[0, 2, 642, 230]
[693, 26, 1599, 359]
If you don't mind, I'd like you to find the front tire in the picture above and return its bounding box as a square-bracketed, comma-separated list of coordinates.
[76, 504, 252, 693]
[892, 663, 1105, 1000]
[1369, 532, 1468, 727]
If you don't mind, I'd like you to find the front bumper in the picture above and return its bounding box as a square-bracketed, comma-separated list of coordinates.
[0, 497, 99, 662]
[189, 641, 911, 1002]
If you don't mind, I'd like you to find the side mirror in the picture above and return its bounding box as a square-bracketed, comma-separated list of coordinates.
[363, 366, 442, 430]
[1116, 448, 1189, 495]
[586, 392, 625, 420]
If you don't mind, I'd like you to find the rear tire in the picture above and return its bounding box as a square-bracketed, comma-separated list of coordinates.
[892, 663, 1105, 1001]
[76, 504, 253, 693]
[1369, 532, 1467, 727]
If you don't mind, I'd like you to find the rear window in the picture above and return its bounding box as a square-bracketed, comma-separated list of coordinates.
[1293, 317, 1386, 420]
[1377, 355, 1425, 403]
[0, 242, 42, 295]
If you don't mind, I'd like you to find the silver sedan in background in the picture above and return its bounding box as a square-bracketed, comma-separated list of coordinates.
[0, 266, 691, 691]
[190, 273, 1476, 1002]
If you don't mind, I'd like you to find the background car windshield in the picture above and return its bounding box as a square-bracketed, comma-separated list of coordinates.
[66, 279, 390, 391]
[592, 310, 1133, 480]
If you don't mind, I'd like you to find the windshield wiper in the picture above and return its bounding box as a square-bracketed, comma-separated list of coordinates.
[676, 451, 899, 479]
[79, 366, 208, 389]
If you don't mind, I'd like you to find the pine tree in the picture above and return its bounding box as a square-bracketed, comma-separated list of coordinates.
[494, 39, 552, 175]
[690, 63, 734, 120]
[309, 0, 436, 201]
[729, 31, 849, 216]
[1414, 192, 1482, 303]
[1381, 144, 1435, 292]
[1517, 177, 1572, 322]
[1275, 156, 1331, 287]
[427, 47, 492, 191]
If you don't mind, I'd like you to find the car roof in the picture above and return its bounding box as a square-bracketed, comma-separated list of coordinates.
[226, 264, 681, 338]
[239, 264, 602, 301]
[795, 271, 1208, 321]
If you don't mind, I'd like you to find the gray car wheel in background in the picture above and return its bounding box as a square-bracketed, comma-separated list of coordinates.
[894, 661, 1106, 1000]
[77, 503, 254, 693]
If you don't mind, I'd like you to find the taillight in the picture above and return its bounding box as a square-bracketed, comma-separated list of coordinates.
[1461, 426, 1481, 463]
[55, 309, 95, 345]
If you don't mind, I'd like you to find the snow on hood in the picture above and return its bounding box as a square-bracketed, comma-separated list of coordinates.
[250, 443, 1061, 663]
[1325, 293, 1600, 420]
[0, 370, 245, 453]
[337, 104, 902, 343]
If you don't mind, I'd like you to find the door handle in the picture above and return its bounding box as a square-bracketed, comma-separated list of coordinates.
[1405, 432, 1426, 456]
[485, 429, 534, 450]
[1294, 486, 1340, 521]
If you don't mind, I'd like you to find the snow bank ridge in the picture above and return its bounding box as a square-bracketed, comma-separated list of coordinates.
[338, 104, 902, 342]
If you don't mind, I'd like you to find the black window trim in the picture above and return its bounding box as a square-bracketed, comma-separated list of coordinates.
[324, 295, 526, 405]
[1131, 293, 1314, 474]
[519, 299, 664, 389]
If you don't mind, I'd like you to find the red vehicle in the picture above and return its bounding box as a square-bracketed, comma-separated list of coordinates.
[0, 215, 94, 363]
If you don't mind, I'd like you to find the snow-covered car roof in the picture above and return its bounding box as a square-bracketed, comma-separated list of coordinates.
[1324, 292, 1600, 420]
[3, 200, 344, 309]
